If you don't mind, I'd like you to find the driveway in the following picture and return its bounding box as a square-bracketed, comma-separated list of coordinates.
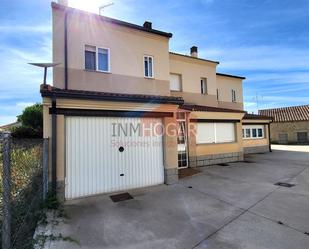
[43, 145, 309, 249]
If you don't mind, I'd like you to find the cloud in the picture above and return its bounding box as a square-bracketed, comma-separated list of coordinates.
[0, 24, 51, 34]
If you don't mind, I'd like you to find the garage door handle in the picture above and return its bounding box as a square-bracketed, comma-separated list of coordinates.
[119, 146, 124, 152]
[120, 173, 124, 176]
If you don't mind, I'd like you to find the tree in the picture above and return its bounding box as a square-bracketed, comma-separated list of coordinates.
[12, 103, 43, 138]
[18, 103, 43, 129]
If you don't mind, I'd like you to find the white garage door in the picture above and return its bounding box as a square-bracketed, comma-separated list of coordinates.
[65, 116, 164, 199]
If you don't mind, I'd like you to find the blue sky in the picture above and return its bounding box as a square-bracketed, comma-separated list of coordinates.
[1, 0, 309, 125]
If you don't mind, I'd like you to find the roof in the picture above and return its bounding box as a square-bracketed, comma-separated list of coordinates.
[259, 105, 309, 122]
[181, 104, 246, 113]
[243, 113, 272, 121]
[52, 2, 172, 38]
[216, 73, 246, 80]
[169, 52, 219, 65]
[40, 85, 184, 105]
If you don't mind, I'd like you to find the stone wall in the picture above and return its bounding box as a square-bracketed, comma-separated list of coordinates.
[270, 121, 309, 144]
[244, 145, 269, 154]
[189, 152, 244, 167]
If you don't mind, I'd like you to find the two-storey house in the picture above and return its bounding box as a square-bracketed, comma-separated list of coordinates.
[42, 1, 271, 200]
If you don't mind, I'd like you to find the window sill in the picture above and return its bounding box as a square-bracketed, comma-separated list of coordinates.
[243, 137, 265, 140]
[84, 69, 111, 74]
[144, 76, 155, 80]
[196, 141, 236, 145]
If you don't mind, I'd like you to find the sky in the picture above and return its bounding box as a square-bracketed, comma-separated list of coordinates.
[1, 0, 309, 125]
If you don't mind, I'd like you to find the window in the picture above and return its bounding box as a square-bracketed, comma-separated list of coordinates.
[232, 89, 236, 102]
[98, 48, 109, 72]
[196, 122, 236, 144]
[85, 45, 110, 72]
[85, 45, 96, 70]
[216, 89, 219, 100]
[170, 74, 182, 91]
[144, 56, 154, 78]
[201, 78, 207, 94]
[243, 125, 265, 139]
[245, 128, 251, 138]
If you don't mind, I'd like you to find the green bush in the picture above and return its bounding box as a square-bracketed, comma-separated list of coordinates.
[18, 104, 43, 130]
[11, 126, 42, 138]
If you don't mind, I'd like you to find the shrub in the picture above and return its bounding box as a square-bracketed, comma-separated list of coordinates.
[11, 126, 42, 139]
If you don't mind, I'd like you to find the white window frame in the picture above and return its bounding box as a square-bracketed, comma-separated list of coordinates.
[201, 78, 207, 94]
[84, 44, 111, 73]
[196, 122, 236, 144]
[170, 73, 182, 91]
[144, 55, 154, 78]
[242, 125, 265, 139]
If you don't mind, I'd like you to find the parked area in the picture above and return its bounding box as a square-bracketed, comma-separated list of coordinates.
[38, 145, 309, 249]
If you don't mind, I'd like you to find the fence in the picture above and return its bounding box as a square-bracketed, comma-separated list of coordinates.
[0, 132, 49, 249]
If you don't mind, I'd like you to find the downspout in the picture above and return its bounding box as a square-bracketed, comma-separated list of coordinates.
[268, 123, 272, 152]
[64, 10, 68, 89]
[51, 96, 57, 194]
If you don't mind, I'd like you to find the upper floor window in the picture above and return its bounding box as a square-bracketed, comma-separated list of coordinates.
[201, 78, 207, 94]
[144, 56, 154, 78]
[85, 45, 110, 72]
[170, 74, 182, 91]
[231, 89, 236, 102]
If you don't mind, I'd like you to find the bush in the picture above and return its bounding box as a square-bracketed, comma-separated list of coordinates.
[11, 126, 42, 139]
[18, 104, 43, 130]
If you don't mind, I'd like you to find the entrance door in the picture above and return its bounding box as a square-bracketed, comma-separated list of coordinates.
[177, 113, 188, 168]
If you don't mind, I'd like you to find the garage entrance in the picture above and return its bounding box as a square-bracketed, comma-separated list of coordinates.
[65, 116, 164, 199]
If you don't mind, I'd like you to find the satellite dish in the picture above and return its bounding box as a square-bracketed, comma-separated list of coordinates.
[29, 62, 60, 85]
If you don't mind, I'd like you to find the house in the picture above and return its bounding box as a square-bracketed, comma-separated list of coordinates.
[42, 1, 270, 200]
[259, 105, 309, 144]
[0, 121, 21, 132]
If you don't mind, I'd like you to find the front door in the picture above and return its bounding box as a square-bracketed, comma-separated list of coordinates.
[177, 113, 188, 168]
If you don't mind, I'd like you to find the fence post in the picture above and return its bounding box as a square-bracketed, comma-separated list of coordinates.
[42, 138, 49, 200]
[2, 132, 11, 249]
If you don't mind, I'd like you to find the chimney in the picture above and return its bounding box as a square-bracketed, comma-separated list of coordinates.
[190, 46, 198, 58]
[143, 21, 152, 29]
[58, 0, 68, 6]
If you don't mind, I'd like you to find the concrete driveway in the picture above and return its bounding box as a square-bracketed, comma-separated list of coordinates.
[44, 145, 309, 249]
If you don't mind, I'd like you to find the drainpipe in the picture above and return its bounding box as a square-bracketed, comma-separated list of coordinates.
[51, 96, 57, 194]
[268, 123, 272, 152]
[64, 10, 68, 89]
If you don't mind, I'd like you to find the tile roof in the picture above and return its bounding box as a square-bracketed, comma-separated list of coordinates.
[243, 113, 272, 120]
[259, 105, 309, 122]
[40, 85, 184, 105]
[181, 104, 246, 113]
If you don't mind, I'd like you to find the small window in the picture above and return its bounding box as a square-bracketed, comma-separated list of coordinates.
[245, 128, 251, 138]
[85, 45, 96, 70]
[232, 89, 236, 102]
[98, 48, 109, 72]
[258, 128, 263, 138]
[85, 45, 110, 72]
[216, 89, 219, 100]
[252, 128, 257, 138]
[201, 78, 207, 94]
[144, 56, 154, 78]
[170, 74, 182, 91]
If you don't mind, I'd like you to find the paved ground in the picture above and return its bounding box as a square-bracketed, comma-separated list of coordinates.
[43, 145, 309, 249]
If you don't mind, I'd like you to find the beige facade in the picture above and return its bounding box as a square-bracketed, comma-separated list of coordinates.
[53, 4, 171, 95]
[270, 121, 309, 144]
[44, 2, 272, 199]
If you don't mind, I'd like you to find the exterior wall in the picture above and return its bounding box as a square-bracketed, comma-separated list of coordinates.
[270, 121, 309, 144]
[217, 75, 243, 110]
[52, 6, 171, 95]
[242, 124, 270, 154]
[169, 53, 218, 107]
[42, 97, 180, 198]
[187, 111, 245, 167]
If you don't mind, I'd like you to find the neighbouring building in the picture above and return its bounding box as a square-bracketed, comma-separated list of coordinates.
[259, 105, 309, 144]
[42, 1, 270, 200]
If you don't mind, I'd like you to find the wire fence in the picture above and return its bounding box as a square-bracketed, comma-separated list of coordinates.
[0, 132, 49, 249]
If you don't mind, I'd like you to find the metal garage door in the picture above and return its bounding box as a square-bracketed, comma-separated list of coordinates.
[65, 116, 164, 199]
